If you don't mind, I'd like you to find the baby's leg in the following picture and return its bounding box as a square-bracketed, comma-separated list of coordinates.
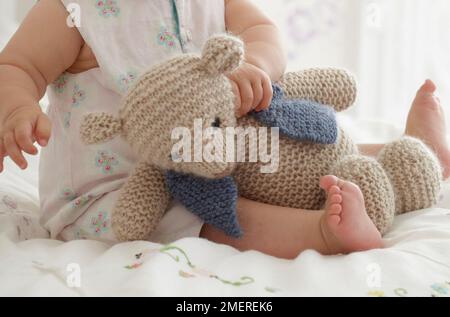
[59, 191, 120, 243]
[405, 80, 450, 178]
[60, 190, 204, 244]
[201, 176, 382, 259]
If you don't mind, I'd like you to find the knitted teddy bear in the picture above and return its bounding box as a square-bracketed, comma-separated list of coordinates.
[80, 35, 442, 241]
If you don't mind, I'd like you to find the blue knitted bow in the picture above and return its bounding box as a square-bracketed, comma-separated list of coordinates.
[166, 85, 338, 237]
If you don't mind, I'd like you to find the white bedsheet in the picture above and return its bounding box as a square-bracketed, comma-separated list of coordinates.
[1, 118, 450, 297]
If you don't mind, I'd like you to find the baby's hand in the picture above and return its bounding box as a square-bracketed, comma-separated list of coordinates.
[227, 62, 273, 117]
[0, 105, 51, 172]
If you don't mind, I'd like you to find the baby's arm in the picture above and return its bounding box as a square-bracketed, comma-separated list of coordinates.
[0, 0, 83, 171]
[225, 0, 287, 116]
[225, 0, 286, 80]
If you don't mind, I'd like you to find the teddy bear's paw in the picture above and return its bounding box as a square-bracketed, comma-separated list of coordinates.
[278, 68, 357, 112]
[378, 137, 442, 214]
[80, 112, 123, 145]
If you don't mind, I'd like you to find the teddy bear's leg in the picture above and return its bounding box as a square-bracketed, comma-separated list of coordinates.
[330, 155, 396, 235]
[377, 137, 442, 215]
[112, 161, 171, 241]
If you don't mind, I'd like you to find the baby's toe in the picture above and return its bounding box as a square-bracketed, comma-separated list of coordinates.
[329, 194, 342, 204]
[320, 175, 339, 191]
[329, 203, 342, 215]
[418, 79, 437, 95]
[329, 186, 341, 196]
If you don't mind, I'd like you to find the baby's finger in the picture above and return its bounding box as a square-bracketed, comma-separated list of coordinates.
[251, 80, 264, 111]
[4, 132, 27, 169]
[238, 80, 254, 117]
[15, 122, 38, 155]
[35, 113, 52, 146]
[256, 78, 273, 112]
[0, 139, 5, 173]
[229, 80, 242, 113]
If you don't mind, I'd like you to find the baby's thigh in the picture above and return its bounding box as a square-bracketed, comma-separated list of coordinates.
[60, 191, 204, 244]
[60, 191, 120, 243]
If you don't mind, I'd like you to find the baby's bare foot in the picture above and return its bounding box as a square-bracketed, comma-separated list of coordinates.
[406, 80, 450, 179]
[319, 175, 383, 254]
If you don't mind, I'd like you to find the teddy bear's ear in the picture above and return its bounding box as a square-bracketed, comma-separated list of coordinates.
[201, 34, 244, 75]
[80, 113, 123, 145]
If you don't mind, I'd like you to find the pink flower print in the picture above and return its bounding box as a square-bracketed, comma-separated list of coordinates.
[61, 188, 77, 201]
[71, 194, 94, 209]
[2, 195, 18, 210]
[95, 150, 119, 174]
[125, 263, 143, 270]
[96, 0, 120, 18]
[53, 73, 69, 93]
[90, 211, 109, 235]
[71, 84, 86, 108]
[118, 71, 138, 93]
[157, 27, 178, 49]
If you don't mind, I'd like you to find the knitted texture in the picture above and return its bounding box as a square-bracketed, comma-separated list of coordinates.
[377, 137, 442, 214]
[166, 84, 339, 236]
[166, 171, 242, 237]
[82, 34, 242, 179]
[252, 85, 338, 144]
[278, 68, 357, 112]
[81, 113, 123, 145]
[330, 155, 395, 234]
[120, 36, 243, 178]
[80, 34, 441, 241]
[234, 122, 358, 210]
[112, 161, 170, 241]
[201, 34, 244, 75]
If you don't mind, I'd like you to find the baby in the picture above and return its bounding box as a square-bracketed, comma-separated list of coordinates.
[0, 0, 449, 259]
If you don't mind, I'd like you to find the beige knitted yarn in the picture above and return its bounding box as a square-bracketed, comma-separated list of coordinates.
[377, 137, 442, 215]
[81, 34, 442, 241]
[112, 161, 170, 241]
[82, 34, 242, 179]
[234, 120, 358, 211]
[279, 68, 357, 112]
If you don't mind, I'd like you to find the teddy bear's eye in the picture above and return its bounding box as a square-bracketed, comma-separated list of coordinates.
[211, 117, 221, 128]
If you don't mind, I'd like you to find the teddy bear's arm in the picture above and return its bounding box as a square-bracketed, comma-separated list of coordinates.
[278, 68, 357, 112]
[112, 161, 170, 241]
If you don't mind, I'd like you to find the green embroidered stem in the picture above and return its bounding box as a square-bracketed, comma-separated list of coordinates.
[210, 275, 255, 287]
[394, 288, 408, 297]
[160, 245, 195, 268]
[127, 245, 258, 289]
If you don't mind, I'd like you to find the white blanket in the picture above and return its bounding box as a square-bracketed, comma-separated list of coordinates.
[1, 119, 450, 297]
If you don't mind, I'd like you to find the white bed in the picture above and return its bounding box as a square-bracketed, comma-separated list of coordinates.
[1, 118, 450, 297]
